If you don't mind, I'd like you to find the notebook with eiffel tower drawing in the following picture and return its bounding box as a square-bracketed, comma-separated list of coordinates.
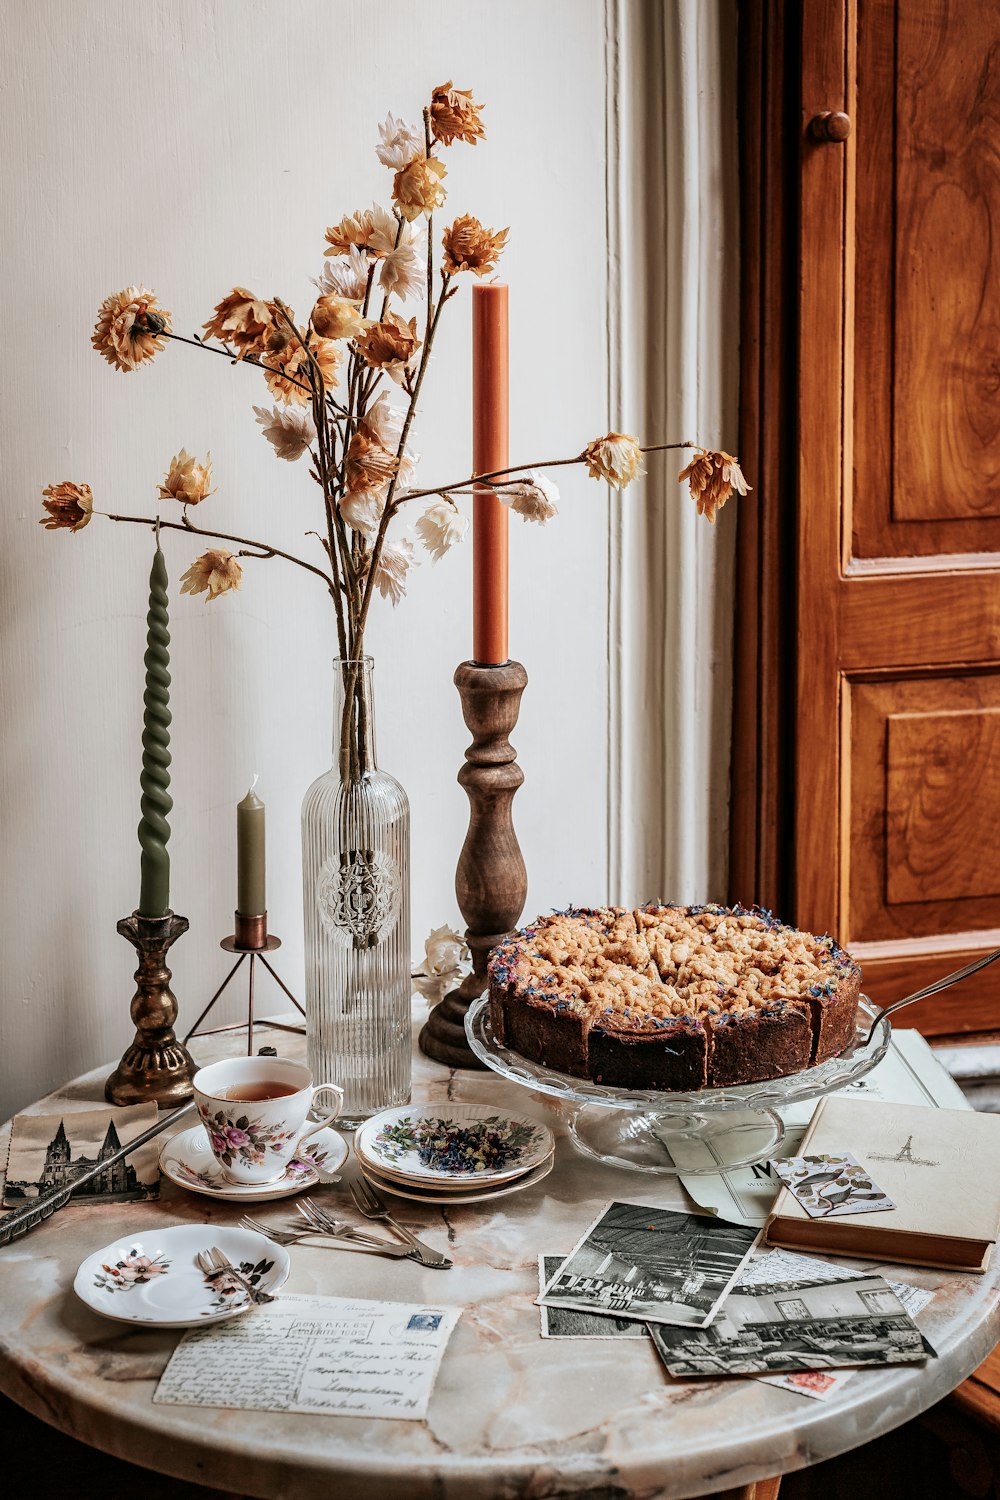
[764, 1096, 1000, 1271]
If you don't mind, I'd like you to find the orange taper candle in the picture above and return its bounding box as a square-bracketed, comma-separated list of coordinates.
[472, 282, 509, 664]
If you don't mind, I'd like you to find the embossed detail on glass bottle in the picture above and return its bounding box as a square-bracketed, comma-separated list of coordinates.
[316, 849, 402, 949]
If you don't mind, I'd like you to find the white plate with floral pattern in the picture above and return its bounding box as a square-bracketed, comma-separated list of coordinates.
[354, 1104, 554, 1186]
[73, 1223, 291, 1328]
[360, 1151, 556, 1205]
[159, 1124, 348, 1201]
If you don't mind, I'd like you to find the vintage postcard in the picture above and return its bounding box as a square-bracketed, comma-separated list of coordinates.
[3, 1104, 159, 1207]
[155, 1293, 461, 1420]
[537, 1202, 760, 1329]
[648, 1269, 933, 1377]
[537, 1257, 648, 1339]
[769, 1153, 895, 1218]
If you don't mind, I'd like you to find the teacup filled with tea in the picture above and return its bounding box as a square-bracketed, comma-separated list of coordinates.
[192, 1057, 344, 1185]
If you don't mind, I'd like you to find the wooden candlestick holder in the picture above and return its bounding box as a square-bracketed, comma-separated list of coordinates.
[419, 660, 528, 1069]
[105, 911, 197, 1108]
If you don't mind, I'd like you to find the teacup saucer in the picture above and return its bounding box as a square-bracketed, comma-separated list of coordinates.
[74, 1223, 290, 1328]
[160, 1124, 348, 1202]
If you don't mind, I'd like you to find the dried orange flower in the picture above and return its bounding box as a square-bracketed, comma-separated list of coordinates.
[158, 449, 215, 506]
[92, 286, 171, 372]
[678, 447, 750, 522]
[392, 156, 447, 222]
[345, 423, 399, 495]
[263, 332, 342, 406]
[355, 311, 421, 384]
[430, 81, 486, 147]
[583, 432, 645, 489]
[441, 215, 509, 277]
[324, 204, 398, 259]
[180, 549, 243, 601]
[40, 481, 93, 532]
[311, 294, 369, 341]
[202, 289, 275, 356]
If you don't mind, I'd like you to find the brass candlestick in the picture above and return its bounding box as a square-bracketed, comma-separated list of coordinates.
[184, 910, 306, 1056]
[419, 660, 528, 1068]
[105, 910, 197, 1108]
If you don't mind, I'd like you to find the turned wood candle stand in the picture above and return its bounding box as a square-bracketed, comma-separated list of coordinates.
[419, 660, 528, 1070]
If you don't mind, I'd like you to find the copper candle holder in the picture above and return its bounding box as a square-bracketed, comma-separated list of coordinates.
[106, 910, 198, 1108]
[419, 659, 528, 1069]
[184, 910, 306, 1057]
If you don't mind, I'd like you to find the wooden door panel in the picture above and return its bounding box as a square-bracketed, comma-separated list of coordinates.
[853, 0, 1000, 558]
[846, 673, 1000, 943]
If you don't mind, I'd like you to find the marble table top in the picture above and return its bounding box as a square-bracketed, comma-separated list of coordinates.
[1, 1013, 999, 1500]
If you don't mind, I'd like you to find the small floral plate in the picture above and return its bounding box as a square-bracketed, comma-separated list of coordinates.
[73, 1223, 291, 1328]
[159, 1124, 348, 1202]
[354, 1104, 554, 1186]
[360, 1152, 556, 1205]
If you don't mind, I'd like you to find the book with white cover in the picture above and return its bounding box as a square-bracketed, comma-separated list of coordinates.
[764, 1096, 1000, 1271]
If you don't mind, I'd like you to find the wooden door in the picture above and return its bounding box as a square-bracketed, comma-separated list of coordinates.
[733, 0, 1000, 1034]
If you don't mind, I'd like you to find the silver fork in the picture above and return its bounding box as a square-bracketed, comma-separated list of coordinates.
[345, 1180, 453, 1269]
[196, 1246, 276, 1304]
[237, 1215, 414, 1258]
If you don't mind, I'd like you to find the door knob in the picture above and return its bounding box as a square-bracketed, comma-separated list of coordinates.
[809, 111, 852, 142]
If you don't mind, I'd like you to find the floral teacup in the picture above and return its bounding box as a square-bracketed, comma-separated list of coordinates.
[192, 1057, 344, 1185]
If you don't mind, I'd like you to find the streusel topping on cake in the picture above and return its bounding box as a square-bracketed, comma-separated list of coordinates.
[487, 903, 861, 1091]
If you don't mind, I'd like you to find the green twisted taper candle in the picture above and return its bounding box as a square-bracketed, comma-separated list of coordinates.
[138, 537, 172, 917]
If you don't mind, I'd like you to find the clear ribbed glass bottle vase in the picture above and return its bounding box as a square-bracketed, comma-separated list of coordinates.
[301, 658, 411, 1125]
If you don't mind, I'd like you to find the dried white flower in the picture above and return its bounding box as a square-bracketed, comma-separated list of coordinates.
[367, 203, 406, 257]
[253, 404, 316, 462]
[373, 538, 416, 605]
[375, 113, 424, 171]
[379, 239, 425, 301]
[497, 469, 560, 524]
[313, 246, 371, 301]
[364, 394, 418, 484]
[415, 499, 469, 561]
[412, 924, 472, 1006]
[340, 488, 384, 535]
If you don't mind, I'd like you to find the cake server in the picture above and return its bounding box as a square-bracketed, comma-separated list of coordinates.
[864, 946, 1000, 1044]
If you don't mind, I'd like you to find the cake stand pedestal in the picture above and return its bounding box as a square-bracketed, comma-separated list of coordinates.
[465, 994, 891, 1176]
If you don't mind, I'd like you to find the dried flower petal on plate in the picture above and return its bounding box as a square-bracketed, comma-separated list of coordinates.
[40, 481, 93, 532]
[497, 471, 559, 524]
[430, 81, 486, 147]
[253, 404, 316, 462]
[583, 432, 645, 489]
[678, 446, 751, 522]
[158, 449, 215, 506]
[392, 156, 447, 222]
[180, 549, 243, 602]
[202, 289, 275, 356]
[92, 285, 171, 371]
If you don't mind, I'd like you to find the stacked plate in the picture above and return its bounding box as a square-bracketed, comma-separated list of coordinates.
[354, 1103, 556, 1205]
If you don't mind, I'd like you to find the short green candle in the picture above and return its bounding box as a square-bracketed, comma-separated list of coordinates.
[237, 780, 266, 916]
[137, 543, 172, 919]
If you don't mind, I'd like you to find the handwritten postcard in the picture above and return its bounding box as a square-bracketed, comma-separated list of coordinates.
[154, 1293, 461, 1420]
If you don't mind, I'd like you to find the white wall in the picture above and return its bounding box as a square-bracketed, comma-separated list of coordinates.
[0, 0, 738, 1119]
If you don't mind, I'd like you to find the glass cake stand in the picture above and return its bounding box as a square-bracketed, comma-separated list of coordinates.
[464, 994, 891, 1175]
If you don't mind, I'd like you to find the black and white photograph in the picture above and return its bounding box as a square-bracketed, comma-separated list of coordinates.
[3, 1105, 160, 1207]
[648, 1271, 934, 1378]
[537, 1202, 760, 1329]
[537, 1257, 648, 1339]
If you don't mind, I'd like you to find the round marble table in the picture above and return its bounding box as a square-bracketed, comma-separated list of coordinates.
[1, 1015, 998, 1500]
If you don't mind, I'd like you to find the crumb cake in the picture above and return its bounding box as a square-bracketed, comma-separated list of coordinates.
[487, 904, 862, 1091]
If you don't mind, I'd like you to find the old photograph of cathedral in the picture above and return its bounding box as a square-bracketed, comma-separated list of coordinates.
[3, 1103, 160, 1206]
